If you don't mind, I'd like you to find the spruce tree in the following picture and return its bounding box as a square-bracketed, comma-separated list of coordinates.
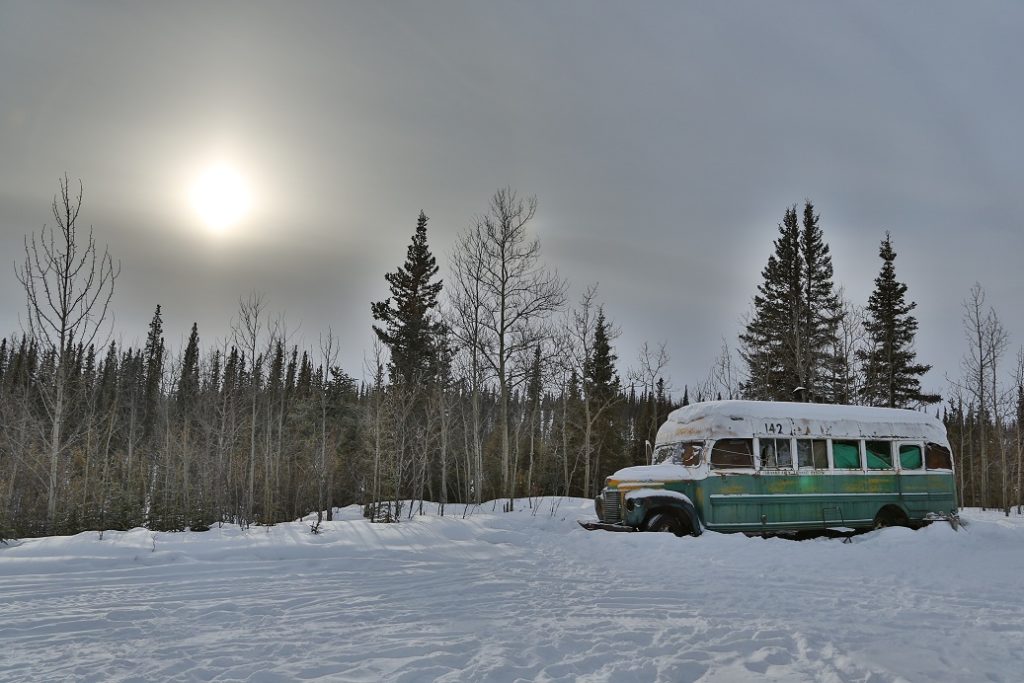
[799, 201, 841, 401]
[143, 305, 164, 436]
[0, 338, 7, 383]
[370, 211, 444, 386]
[740, 206, 802, 400]
[524, 346, 544, 494]
[296, 351, 312, 396]
[858, 233, 938, 407]
[176, 323, 201, 524]
[97, 341, 119, 413]
[561, 369, 585, 494]
[178, 323, 200, 404]
[585, 308, 624, 482]
[740, 201, 840, 402]
[586, 309, 619, 407]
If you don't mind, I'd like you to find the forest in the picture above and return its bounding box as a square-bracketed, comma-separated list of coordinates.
[1, 181, 1021, 538]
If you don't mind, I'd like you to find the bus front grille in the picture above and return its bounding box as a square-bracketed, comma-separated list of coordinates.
[603, 490, 622, 523]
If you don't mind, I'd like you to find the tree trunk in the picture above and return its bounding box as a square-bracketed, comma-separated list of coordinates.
[562, 391, 570, 496]
[47, 375, 65, 530]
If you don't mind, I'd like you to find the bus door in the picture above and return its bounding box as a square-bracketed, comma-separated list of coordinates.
[757, 434, 803, 526]
[895, 441, 927, 515]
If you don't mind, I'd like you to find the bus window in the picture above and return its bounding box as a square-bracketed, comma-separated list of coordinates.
[759, 438, 791, 469]
[797, 439, 828, 469]
[832, 440, 861, 469]
[679, 442, 704, 467]
[925, 443, 953, 470]
[866, 441, 893, 469]
[711, 439, 754, 469]
[654, 441, 704, 467]
[899, 444, 923, 470]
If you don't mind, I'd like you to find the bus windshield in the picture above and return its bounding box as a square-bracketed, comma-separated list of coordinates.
[653, 441, 704, 467]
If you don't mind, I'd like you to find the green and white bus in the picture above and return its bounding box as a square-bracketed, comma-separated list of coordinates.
[583, 400, 958, 536]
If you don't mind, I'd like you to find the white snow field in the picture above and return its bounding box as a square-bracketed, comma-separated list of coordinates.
[2, 501, 1023, 683]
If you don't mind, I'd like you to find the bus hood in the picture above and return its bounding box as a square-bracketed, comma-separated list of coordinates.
[608, 463, 693, 485]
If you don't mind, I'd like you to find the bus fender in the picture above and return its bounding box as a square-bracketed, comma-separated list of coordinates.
[624, 489, 702, 537]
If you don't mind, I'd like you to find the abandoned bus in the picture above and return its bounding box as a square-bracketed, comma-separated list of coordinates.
[583, 400, 958, 536]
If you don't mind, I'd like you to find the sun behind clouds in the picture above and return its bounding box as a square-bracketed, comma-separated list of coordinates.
[189, 163, 251, 234]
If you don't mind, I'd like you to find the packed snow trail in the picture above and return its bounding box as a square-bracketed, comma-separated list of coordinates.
[1, 501, 1022, 682]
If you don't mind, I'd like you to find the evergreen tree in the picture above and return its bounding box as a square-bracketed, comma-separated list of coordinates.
[370, 211, 444, 386]
[740, 201, 840, 402]
[97, 341, 119, 413]
[143, 305, 164, 435]
[561, 368, 585, 494]
[178, 323, 200, 404]
[0, 337, 8, 382]
[799, 201, 841, 401]
[586, 309, 619, 408]
[858, 233, 939, 407]
[585, 308, 625, 483]
[739, 205, 802, 400]
[296, 351, 312, 397]
[523, 346, 544, 494]
[176, 323, 201, 525]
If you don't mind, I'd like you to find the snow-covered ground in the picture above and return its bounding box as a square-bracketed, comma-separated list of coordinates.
[2, 501, 1022, 683]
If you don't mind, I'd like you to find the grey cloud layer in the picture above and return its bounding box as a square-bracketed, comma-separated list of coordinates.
[1, 2, 1021, 391]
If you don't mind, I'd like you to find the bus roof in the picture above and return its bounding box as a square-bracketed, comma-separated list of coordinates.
[658, 400, 949, 447]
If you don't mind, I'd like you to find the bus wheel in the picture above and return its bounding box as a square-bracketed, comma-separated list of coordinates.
[644, 511, 690, 537]
[873, 505, 910, 529]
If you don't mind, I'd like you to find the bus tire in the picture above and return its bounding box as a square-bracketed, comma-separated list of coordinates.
[873, 505, 910, 529]
[644, 510, 691, 537]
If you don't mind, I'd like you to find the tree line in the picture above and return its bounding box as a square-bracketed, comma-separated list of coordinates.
[1, 181, 1021, 538]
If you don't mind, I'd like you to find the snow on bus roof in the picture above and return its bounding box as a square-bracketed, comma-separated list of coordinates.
[658, 400, 948, 446]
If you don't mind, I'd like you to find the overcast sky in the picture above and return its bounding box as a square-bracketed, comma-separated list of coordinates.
[1, 1, 1021, 397]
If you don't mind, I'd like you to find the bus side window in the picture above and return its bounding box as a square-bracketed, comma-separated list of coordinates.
[925, 443, 953, 470]
[681, 442, 704, 467]
[711, 439, 754, 469]
[759, 438, 791, 469]
[866, 441, 893, 469]
[797, 439, 828, 469]
[899, 444, 923, 470]
[831, 440, 861, 469]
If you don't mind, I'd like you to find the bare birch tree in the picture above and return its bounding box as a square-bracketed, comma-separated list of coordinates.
[233, 292, 266, 522]
[450, 188, 566, 507]
[566, 286, 623, 497]
[311, 329, 339, 531]
[628, 341, 671, 464]
[15, 176, 119, 530]
[700, 338, 740, 402]
[960, 284, 1008, 508]
[568, 288, 598, 497]
[364, 341, 387, 521]
[449, 220, 490, 503]
[1014, 349, 1023, 513]
[828, 292, 868, 404]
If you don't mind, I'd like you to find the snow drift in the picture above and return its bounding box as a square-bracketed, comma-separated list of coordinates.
[1, 500, 1021, 682]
